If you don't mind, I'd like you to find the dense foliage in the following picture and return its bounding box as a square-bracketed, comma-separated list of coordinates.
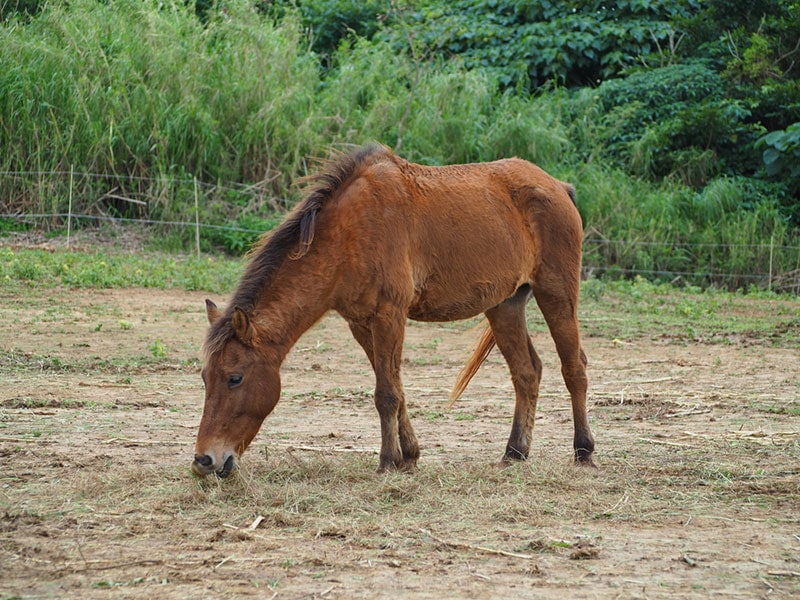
[269, 0, 800, 207]
[1, 0, 798, 287]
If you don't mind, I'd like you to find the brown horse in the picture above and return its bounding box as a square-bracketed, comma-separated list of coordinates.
[192, 144, 595, 477]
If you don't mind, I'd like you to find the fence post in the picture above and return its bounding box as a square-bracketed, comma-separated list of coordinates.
[768, 234, 774, 293]
[194, 176, 200, 258]
[67, 165, 73, 250]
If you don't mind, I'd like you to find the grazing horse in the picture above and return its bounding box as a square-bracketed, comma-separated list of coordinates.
[192, 144, 594, 478]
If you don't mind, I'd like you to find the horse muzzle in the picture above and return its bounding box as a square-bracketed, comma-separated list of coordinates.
[191, 453, 237, 478]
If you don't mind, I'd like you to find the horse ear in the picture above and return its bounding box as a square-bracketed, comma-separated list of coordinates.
[205, 299, 222, 325]
[231, 306, 255, 345]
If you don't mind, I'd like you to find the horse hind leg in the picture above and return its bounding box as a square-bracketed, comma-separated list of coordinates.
[348, 315, 420, 472]
[532, 275, 595, 466]
[485, 285, 543, 463]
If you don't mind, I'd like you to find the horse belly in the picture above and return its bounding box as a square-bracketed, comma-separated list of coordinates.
[408, 283, 518, 321]
[407, 235, 532, 322]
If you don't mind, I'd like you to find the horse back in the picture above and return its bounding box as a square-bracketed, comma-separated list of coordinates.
[326, 153, 580, 321]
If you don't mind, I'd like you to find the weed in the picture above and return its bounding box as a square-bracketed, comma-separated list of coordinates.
[419, 410, 447, 421]
[408, 355, 442, 366]
[757, 401, 800, 416]
[92, 577, 145, 589]
[453, 412, 477, 421]
[148, 340, 167, 359]
[415, 337, 443, 350]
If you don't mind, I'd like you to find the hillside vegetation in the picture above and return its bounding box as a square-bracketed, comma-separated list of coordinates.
[1, 0, 799, 288]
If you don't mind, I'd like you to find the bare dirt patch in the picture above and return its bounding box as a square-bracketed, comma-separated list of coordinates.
[1, 287, 799, 599]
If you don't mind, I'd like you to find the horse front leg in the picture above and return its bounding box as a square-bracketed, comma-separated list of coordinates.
[354, 310, 419, 472]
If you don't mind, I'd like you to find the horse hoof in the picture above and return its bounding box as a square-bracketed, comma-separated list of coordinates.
[377, 460, 398, 474]
[377, 460, 417, 474]
[501, 448, 528, 464]
[399, 460, 418, 473]
[496, 454, 526, 468]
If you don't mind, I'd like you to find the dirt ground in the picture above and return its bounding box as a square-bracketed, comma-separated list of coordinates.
[1, 286, 799, 599]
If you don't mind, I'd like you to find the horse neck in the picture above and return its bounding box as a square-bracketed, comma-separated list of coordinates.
[251, 255, 335, 362]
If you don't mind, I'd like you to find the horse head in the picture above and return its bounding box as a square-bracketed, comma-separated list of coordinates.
[192, 300, 281, 478]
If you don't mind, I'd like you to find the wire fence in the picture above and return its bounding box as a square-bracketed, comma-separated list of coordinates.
[0, 212, 265, 234]
[1, 169, 258, 193]
[3, 169, 800, 294]
[582, 233, 800, 286]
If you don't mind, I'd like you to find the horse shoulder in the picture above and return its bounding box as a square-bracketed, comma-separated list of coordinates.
[328, 163, 417, 308]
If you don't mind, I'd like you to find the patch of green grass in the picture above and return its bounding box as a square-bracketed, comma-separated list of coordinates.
[575, 276, 800, 346]
[0, 397, 88, 409]
[92, 577, 146, 589]
[3, 244, 798, 352]
[0, 348, 192, 377]
[413, 337, 443, 350]
[312, 341, 331, 353]
[0, 218, 31, 235]
[751, 400, 800, 416]
[417, 409, 447, 421]
[408, 355, 442, 366]
[453, 411, 477, 421]
[0, 349, 71, 372]
[1, 247, 242, 293]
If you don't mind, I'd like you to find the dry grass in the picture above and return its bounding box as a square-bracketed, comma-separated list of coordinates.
[1, 286, 799, 598]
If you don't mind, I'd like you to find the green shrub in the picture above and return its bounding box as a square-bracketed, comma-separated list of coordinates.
[205, 215, 281, 255]
[381, 0, 700, 90]
[0, 0, 43, 21]
[596, 61, 774, 187]
[269, 0, 386, 60]
[757, 122, 800, 218]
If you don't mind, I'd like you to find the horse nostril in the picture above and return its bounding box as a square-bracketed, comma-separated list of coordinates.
[194, 454, 213, 468]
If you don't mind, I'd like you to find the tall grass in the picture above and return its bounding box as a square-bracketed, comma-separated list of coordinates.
[0, 2, 576, 216]
[0, 0, 798, 288]
[573, 165, 798, 286]
[0, 0, 320, 218]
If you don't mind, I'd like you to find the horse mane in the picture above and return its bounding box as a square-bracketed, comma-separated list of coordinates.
[204, 143, 391, 357]
[563, 182, 576, 205]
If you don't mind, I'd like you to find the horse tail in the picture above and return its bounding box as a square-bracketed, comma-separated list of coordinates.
[448, 324, 496, 406]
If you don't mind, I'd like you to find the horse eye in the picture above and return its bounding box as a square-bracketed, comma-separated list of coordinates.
[227, 374, 243, 389]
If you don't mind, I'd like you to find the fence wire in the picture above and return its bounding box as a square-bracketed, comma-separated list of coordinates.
[3, 210, 799, 293]
[2, 169, 800, 293]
